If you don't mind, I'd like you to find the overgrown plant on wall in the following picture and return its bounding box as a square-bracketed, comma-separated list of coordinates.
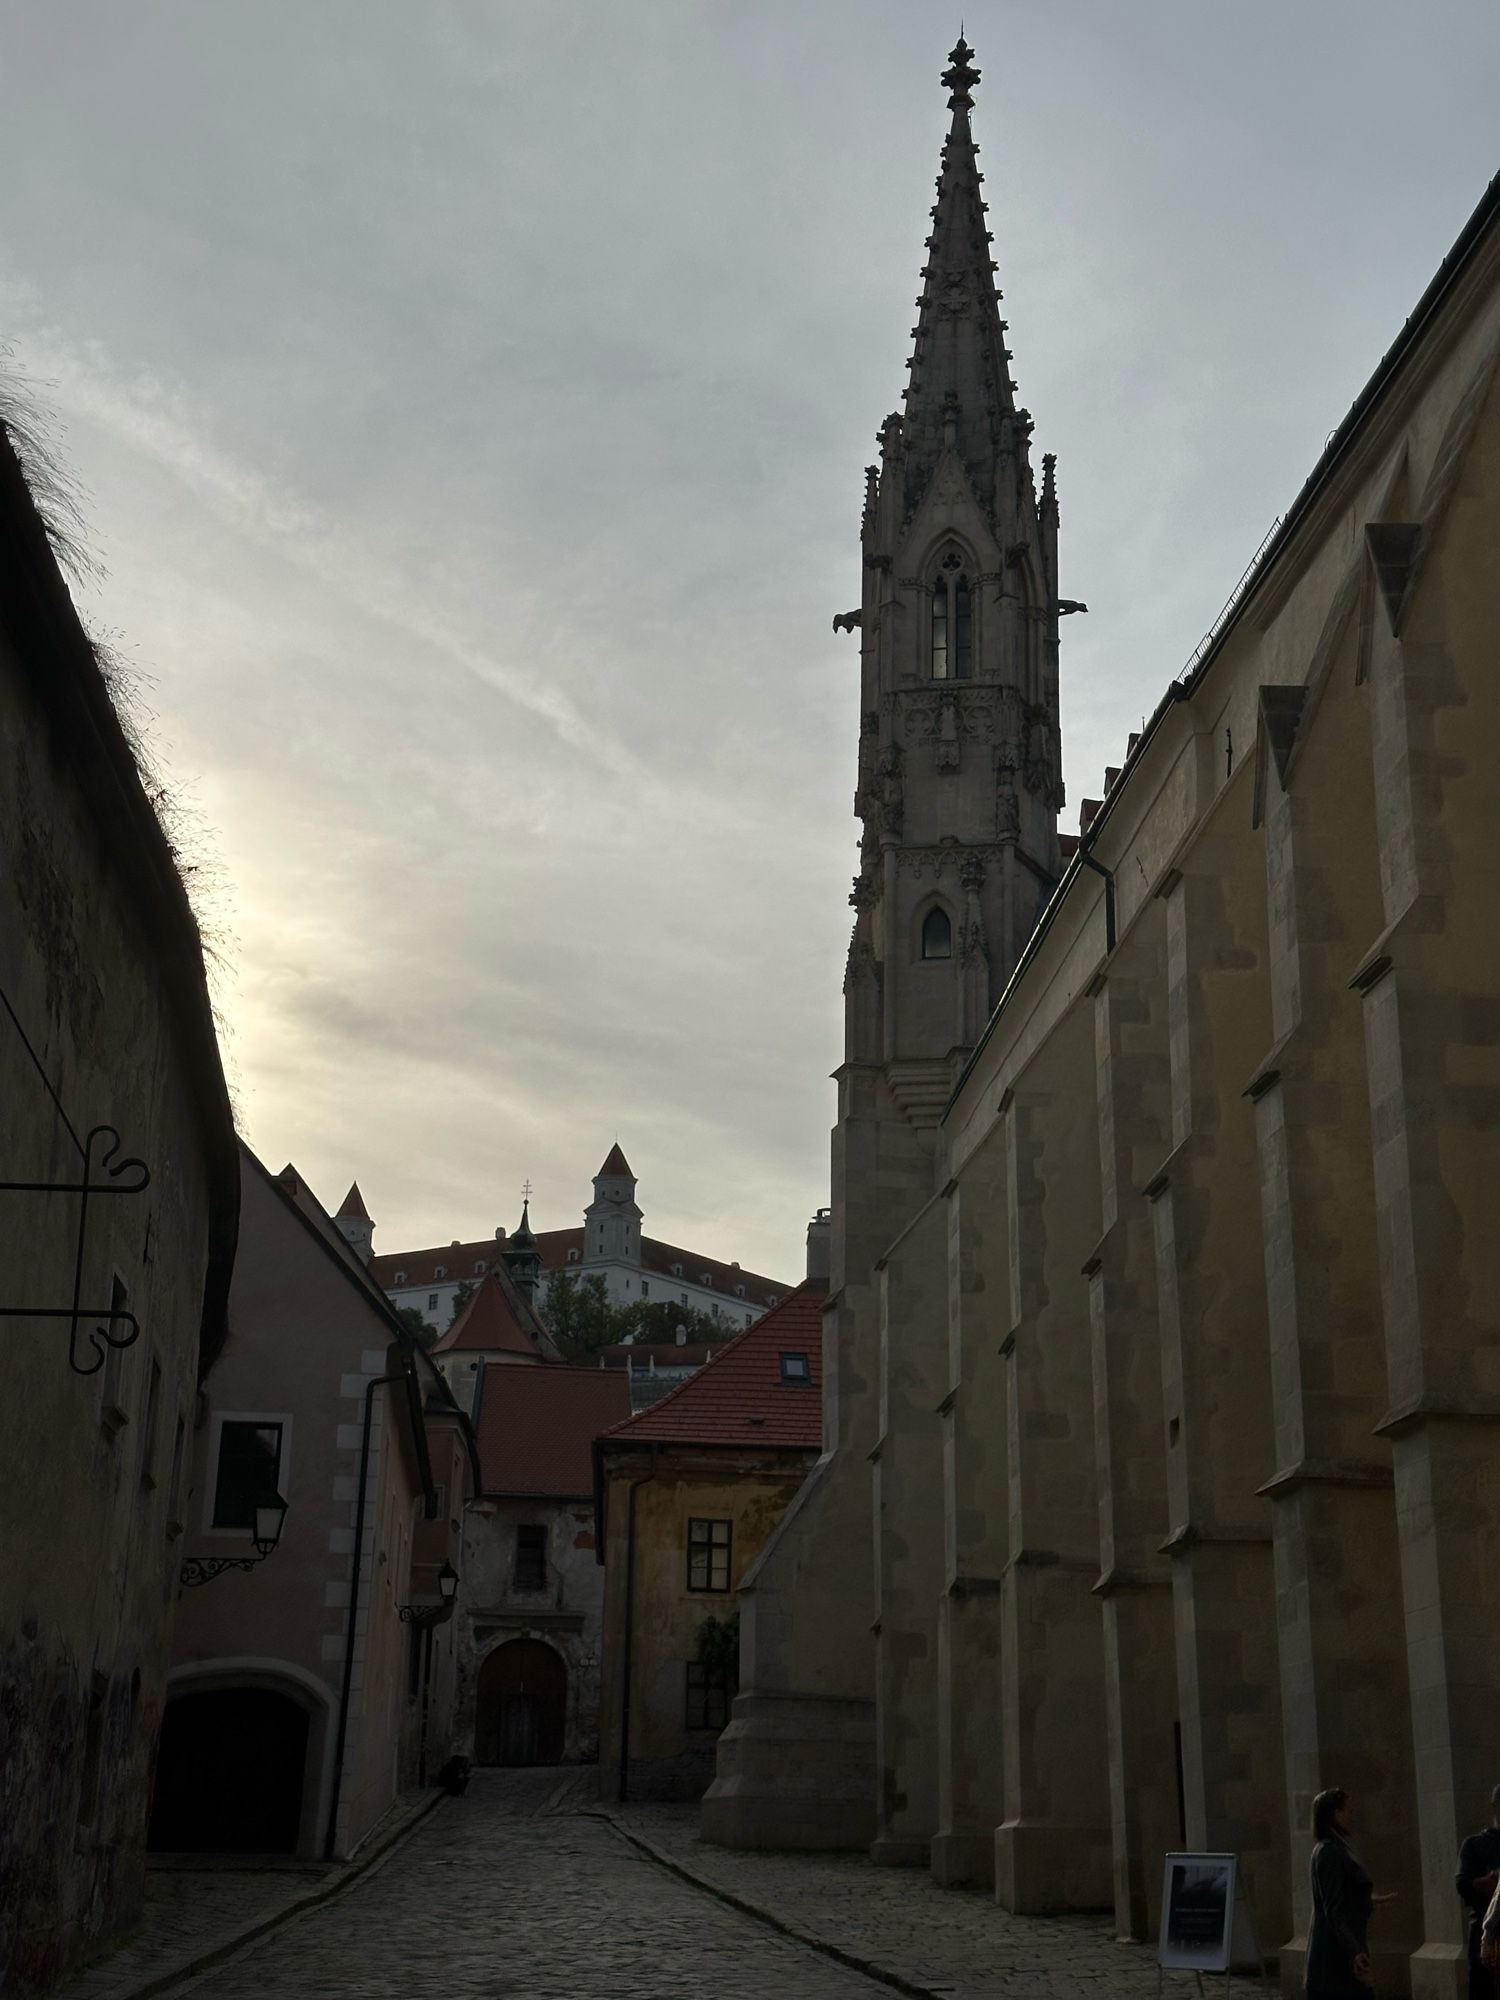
[695, 1612, 740, 1688]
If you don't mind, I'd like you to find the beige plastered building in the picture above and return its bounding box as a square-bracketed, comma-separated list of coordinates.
[704, 39, 1500, 2000]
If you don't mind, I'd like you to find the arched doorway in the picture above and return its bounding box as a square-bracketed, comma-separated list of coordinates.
[475, 1639, 566, 1766]
[149, 1687, 309, 1852]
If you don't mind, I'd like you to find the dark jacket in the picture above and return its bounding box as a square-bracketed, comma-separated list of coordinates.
[1306, 1834, 1373, 1999]
[1458, 1828, 1500, 1999]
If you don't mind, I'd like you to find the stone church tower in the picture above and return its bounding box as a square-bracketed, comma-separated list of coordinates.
[704, 38, 1066, 1855]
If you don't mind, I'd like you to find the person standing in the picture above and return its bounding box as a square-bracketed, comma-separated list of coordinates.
[1458, 1788, 1500, 1998]
[1306, 1788, 1376, 1998]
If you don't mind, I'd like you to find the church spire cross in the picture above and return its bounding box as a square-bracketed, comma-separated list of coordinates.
[941, 34, 980, 111]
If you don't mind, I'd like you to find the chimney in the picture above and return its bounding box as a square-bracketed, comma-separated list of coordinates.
[806, 1208, 832, 1285]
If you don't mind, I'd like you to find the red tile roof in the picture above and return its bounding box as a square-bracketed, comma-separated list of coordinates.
[598, 1282, 825, 1449]
[597, 1143, 634, 1180]
[432, 1267, 553, 1360]
[476, 1365, 631, 1496]
[372, 1229, 788, 1310]
[336, 1181, 371, 1221]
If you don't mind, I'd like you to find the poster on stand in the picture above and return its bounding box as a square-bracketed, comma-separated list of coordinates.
[1158, 1852, 1237, 1972]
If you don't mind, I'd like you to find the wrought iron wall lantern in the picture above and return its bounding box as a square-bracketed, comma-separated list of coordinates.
[180, 1492, 289, 1588]
[399, 1561, 459, 1628]
[0, 985, 150, 1375]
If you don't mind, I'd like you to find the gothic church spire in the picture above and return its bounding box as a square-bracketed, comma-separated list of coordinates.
[897, 37, 1026, 528]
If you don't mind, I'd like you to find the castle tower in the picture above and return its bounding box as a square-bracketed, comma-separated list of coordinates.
[583, 1143, 642, 1266]
[502, 1197, 543, 1305]
[334, 1182, 374, 1264]
[704, 38, 1065, 1855]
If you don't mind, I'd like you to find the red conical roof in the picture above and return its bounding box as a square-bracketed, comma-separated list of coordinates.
[597, 1143, 634, 1181]
[336, 1181, 371, 1221]
[432, 1266, 549, 1360]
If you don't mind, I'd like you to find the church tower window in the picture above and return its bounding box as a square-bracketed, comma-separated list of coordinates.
[929, 552, 972, 681]
[921, 907, 953, 960]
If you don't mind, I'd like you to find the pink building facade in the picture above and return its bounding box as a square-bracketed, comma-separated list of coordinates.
[158, 1150, 476, 1860]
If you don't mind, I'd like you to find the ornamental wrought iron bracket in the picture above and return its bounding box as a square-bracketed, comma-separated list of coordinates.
[398, 1600, 457, 1629]
[179, 1550, 273, 1589]
[0, 985, 151, 1375]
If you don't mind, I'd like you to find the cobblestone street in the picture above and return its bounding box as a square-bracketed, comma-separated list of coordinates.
[161, 1769, 883, 2000]
[62, 1768, 1275, 2000]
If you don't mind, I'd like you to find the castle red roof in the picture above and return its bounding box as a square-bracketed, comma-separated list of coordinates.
[431, 1267, 551, 1360]
[476, 1365, 631, 1497]
[597, 1143, 634, 1180]
[598, 1282, 824, 1450]
[336, 1181, 371, 1221]
[371, 1228, 788, 1312]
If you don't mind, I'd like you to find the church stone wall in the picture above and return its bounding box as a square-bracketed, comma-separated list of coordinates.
[707, 41, 1500, 2000]
[935, 215, 1500, 1994]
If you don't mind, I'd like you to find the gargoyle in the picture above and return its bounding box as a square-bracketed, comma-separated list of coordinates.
[833, 610, 863, 634]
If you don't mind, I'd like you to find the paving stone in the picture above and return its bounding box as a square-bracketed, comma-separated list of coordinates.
[611, 1801, 1272, 1999]
[58, 1771, 1276, 1999]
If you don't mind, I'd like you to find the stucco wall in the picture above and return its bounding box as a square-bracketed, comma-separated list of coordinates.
[600, 1454, 814, 1801]
[458, 1496, 603, 1765]
[169, 1160, 453, 1861]
[0, 612, 227, 1987]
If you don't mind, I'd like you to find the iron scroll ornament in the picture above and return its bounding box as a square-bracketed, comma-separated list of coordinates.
[0, 1122, 150, 1375]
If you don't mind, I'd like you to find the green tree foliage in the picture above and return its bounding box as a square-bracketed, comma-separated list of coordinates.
[542, 1274, 735, 1362]
[543, 1272, 631, 1360]
[631, 1299, 726, 1345]
[395, 1305, 439, 1348]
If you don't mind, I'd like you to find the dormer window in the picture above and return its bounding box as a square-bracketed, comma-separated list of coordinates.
[671, 1263, 683, 1278]
[474, 1261, 487, 1275]
[567, 1248, 579, 1263]
[930, 552, 972, 681]
[393, 1270, 407, 1284]
[921, 907, 953, 960]
[434, 1265, 447, 1280]
[734, 1284, 746, 1299]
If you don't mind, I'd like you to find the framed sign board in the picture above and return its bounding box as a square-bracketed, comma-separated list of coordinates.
[1159, 1852, 1237, 1973]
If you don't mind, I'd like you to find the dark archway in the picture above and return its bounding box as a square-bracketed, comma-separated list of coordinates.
[475, 1639, 566, 1766]
[149, 1687, 309, 1852]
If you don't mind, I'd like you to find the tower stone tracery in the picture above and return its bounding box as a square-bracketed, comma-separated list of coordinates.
[847, 35, 1063, 1120]
[704, 37, 1068, 1854]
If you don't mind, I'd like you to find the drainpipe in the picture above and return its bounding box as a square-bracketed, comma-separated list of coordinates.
[617, 1453, 658, 1804]
[1077, 843, 1117, 954]
[324, 1359, 406, 1859]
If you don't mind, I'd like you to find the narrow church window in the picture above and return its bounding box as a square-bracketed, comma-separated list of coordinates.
[921, 907, 953, 960]
[954, 578, 972, 678]
[930, 552, 973, 680]
[931, 578, 949, 680]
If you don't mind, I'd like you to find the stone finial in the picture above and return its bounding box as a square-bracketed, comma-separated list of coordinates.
[1041, 451, 1058, 518]
[942, 35, 980, 111]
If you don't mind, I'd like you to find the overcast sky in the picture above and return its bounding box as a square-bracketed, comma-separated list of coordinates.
[3, 2, 1496, 1281]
